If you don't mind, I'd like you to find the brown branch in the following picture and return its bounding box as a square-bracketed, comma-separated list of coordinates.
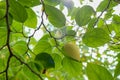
[0, 70, 6, 74]
[13, 54, 43, 80]
[0, 1, 12, 80]
[0, 45, 6, 50]
[40, 0, 64, 53]
[2, 0, 44, 80]
[5, 0, 13, 79]
[5, 53, 12, 80]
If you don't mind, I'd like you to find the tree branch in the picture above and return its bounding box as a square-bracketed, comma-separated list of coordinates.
[5, 0, 13, 79]
[93, 0, 112, 27]
[0, 45, 6, 51]
[1, 0, 44, 80]
[13, 54, 43, 80]
[0, 70, 6, 74]
[40, 0, 63, 53]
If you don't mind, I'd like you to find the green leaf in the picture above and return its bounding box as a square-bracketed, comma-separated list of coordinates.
[0, 9, 5, 19]
[97, 0, 117, 12]
[52, 54, 62, 69]
[75, 5, 95, 26]
[0, 15, 13, 26]
[12, 41, 28, 55]
[18, 0, 40, 7]
[0, 1, 6, 9]
[0, 27, 7, 48]
[22, 62, 39, 80]
[97, 18, 104, 27]
[68, 7, 79, 20]
[0, 48, 9, 71]
[24, 8, 37, 28]
[87, 18, 96, 31]
[82, 28, 110, 47]
[33, 35, 52, 54]
[66, 30, 76, 36]
[86, 63, 113, 80]
[11, 20, 23, 32]
[62, 57, 82, 76]
[35, 52, 55, 69]
[44, 0, 60, 6]
[96, 0, 108, 12]
[45, 5, 66, 28]
[109, 44, 120, 52]
[114, 62, 120, 78]
[8, 57, 22, 77]
[12, 71, 28, 80]
[10, 33, 26, 43]
[113, 14, 120, 24]
[34, 43, 51, 54]
[113, 24, 120, 33]
[104, 9, 114, 20]
[9, 0, 28, 23]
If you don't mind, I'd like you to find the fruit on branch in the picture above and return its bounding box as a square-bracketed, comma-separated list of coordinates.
[63, 42, 80, 61]
[55, 29, 63, 38]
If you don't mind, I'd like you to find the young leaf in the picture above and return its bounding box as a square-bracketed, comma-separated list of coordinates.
[0, 48, 9, 72]
[96, 0, 108, 12]
[11, 20, 23, 32]
[44, 0, 60, 6]
[33, 35, 52, 54]
[9, 0, 28, 23]
[86, 63, 113, 80]
[66, 30, 76, 36]
[0, 9, 5, 19]
[87, 18, 97, 31]
[68, 7, 79, 20]
[0, 27, 7, 48]
[51, 54, 62, 69]
[45, 5, 66, 28]
[22, 62, 39, 80]
[82, 28, 111, 47]
[12, 41, 28, 55]
[62, 57, 82, 76]
[75, 5, 95, 26]
[18, 0, 40, 7]
[24, 8, 37, 28]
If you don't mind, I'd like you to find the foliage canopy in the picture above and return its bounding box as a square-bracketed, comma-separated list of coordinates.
[0, 0, 120, 80]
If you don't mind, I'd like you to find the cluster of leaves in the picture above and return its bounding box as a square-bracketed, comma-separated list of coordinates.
[0, 0, 120, 80]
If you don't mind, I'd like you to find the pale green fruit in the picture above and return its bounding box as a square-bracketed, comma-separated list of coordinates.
[55, 30, 63, 38]
[63, 42, 80, 61]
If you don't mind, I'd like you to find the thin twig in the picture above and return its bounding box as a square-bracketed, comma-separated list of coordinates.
[0, 45, 6, 51]
[102, 19, 111, 34]
[3, 0, 44, 80]
[0, 70, 6, 74]
[93, 0, 112, 27]
[40, 0, 64, 53]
